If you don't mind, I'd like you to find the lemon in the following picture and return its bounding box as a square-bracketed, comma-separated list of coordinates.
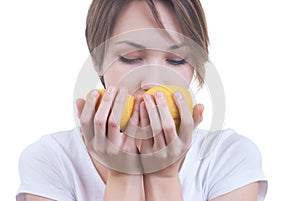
[143, 85, 193, 131]
[87, 85, 193, 131]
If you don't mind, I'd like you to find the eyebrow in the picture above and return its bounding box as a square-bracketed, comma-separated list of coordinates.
[115, 41, 186, 50]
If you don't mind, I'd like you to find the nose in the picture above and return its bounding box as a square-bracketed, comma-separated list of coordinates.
[140, 65, 165, 91]
[141, 82, 160, 91]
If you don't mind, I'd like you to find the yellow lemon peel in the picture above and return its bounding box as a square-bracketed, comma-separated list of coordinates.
[86, 85, 193, 131]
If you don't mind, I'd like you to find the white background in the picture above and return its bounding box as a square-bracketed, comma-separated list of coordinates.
[0, 0, 299, 200]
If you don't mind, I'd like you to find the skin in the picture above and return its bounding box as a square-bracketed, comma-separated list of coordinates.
[26, 0, 259, 201]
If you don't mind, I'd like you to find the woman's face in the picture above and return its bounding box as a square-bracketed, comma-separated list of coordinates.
[101, 0, 194, 96]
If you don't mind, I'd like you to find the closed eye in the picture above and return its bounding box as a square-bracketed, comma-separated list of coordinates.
[119, 56, 187, 65]
[119, 56, 142, 64]
[166, 58, 187, 65]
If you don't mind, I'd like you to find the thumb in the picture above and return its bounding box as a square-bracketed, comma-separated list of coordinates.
[193, 104, 204, 129]
[76, 98, 86, 118]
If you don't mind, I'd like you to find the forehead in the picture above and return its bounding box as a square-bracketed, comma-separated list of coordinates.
[110, 0, 182, 37]
[108, 29, 187, 53]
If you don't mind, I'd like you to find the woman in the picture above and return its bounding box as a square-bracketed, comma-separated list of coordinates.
[16, 0, 267, 200]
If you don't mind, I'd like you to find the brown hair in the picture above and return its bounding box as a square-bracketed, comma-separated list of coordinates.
[86, 0, 209, 88]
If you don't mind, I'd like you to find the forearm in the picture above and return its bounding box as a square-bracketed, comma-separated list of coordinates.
[144, 175, 183, 201]
[104, 173, 142, 201]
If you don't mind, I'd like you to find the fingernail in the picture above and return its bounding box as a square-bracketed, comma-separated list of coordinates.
[174, 91, 183, 100]
[144, 94, 152, 102]
[106, 86, 115, 94]
[156, 91, 165, 99]
[119, 87, 127, 96]
[92, 90, 99, 97]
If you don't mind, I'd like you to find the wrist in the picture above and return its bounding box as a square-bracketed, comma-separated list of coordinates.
[105, 173, 142, 201]
[144, 174, 180, 183]
[143, 175, 183, 201]
[108, 171, 142, 182]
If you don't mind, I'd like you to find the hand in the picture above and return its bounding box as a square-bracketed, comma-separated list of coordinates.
[138, 90, 204, 177]
[76, 87, 142, 175]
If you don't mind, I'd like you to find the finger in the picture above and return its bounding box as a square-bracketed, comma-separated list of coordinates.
[155, 90, 177, 144]
[107, 87, 127, 148]
[140, 101, 150, 127]
[193, 104, 204, 129]
[123, 95, 142, 150]
[80, 90, 100, 142]
[143, 94, 163, 135]
[143, 94, 166, 150]
[94, 86, 116, 150]
[125, 96, 141, 138]
[76, 98, 85, 118]
[121, 134, 138, 154]
[173, 91, 194, 144]
[139, 100, 152, 139]
[139, 100, 153, 153]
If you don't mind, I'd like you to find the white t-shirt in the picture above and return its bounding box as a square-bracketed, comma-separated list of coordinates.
[16, 127, 267, 201]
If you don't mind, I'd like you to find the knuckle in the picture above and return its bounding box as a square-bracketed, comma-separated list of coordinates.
[94, 116, 106, 128]
[153, 140, 164, 151]
[94, 117, 106, 131]
[107, 147, 119, 156]
[157, 150, 167, 160]
[164, 125, 175, 134]
[177, 141, 186, 154]
[129, 114, 139, 125]
[168, 148, 177, 158]
[121, 145, 134, 154]
[108, 118, 119, 129]
[101, 93, 112, 102]
[84, 141, 93, 150]
[93, 145, 104, 154]
[181, 117, 193, 127]
[152, 125, 162, 135]
[80, 117, 91, 127]
[114, 97, 123, 105]
[180, 143, 189, 154]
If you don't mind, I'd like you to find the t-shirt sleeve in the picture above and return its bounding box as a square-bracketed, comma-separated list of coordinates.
[16, 137, 74, 201]
[206, 130, 268, 201]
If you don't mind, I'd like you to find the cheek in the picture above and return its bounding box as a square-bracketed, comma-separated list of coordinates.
[175, 65, 194, 84]
[104, 72, 120, 86]
[103, 63, 134, 86]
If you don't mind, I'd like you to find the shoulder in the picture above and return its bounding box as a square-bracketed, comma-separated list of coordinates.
[190, 128, 262, 163]
[17, 128, 83, 200]
[19, 128, 82, 162]
[18, 128, 81, 180]
[187, 128, 267, 200]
